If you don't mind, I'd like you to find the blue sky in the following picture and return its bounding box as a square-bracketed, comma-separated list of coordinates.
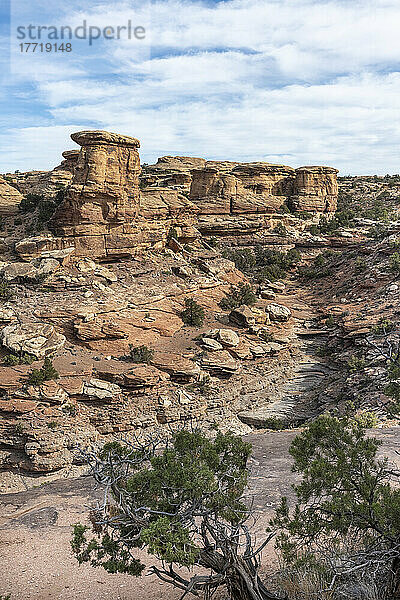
[0, 0, 400, 174]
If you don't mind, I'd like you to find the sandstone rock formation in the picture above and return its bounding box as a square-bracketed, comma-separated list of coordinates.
[9, 150, 79, 199]
[6, 129, 338, 259]
[0, 176, 22, 216]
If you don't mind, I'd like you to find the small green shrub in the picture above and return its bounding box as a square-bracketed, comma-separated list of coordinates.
[347, 355, 367, 373]
[0, 278, 13, 302]
[27, 358, 59, 385]
[129, 345, 154, 364]
[371, 318, 395, 335]
[19, 193, 43, 213]
[219, 283, 256, 310]
[222, 246, 301, 283]
[181, 298, 205, 327]
[167, 227, 179, 242]
[273, 222, 288, 237]
[389, 251, 400, 274]
[3, 352, 36, 366]
[354, 257, 367, 273]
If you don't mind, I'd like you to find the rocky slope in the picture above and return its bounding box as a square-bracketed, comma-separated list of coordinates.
[1, 129, 398, 491]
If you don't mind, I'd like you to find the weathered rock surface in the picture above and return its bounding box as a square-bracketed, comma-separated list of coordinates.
[0, 323, 66, 359]
[19, 129, 339, 257]
[0, 176, 22, 215]
[265, 303, 292, 322]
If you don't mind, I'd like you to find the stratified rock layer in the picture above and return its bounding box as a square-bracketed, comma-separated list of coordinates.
[31, 129, 339, 257]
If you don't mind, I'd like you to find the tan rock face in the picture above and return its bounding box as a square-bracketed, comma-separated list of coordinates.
[35, 129, 339, 256]
[53, 130, 141, 228]
[0, 176, 23, 215]
[290, 166, 339, 212]
[190, 162, 338, 217]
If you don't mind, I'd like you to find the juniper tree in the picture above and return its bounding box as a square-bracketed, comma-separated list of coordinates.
[219, 283, 257, 310]
[181, 297, 205, 327]
[272, 414, 400, 599]
[71, 430, 280, 600]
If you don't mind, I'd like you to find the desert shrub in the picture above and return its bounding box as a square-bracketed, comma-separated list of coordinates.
[27, 358, 59, 385]
[296, 211, 313, 220]
[128, 345, 154, 364]
[181, 297, 205, 326]
[279, 203, 291, 214]
[368, 223, 391, 240]
[354, 257, 367, 273]
[219, 283, 256, 310]
[272, 414, 400, 599]
[298, 251, 335, 280]
[346, 355, 367, 372]
[71, 429, 281, 600]
[0, 278, 13, 302]
[273, 222, 288, 237]
[166, 227, 179, 242]
[370, 317, 395, 335]
[389, 251, 400, 274]
[3, 352, 36, 366]
[222, 246, 301, 283]
[363, 198, 394, 221]
[19, 193, 43, 213]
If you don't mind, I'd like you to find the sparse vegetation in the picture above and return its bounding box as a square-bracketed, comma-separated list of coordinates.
[222, 246, 301, 283]
[3, 352, 36, 366]
[389, 251, 400, 275]
[181, 297, 205, 326]
[128, 345, 154, 364]
[347, 355, 367, 372]
[219, 283, 256, 310]
[273, 413, 400, 599]
[27, 358, 59, 385]
[0, 278, 13, 302]
[273, 222, 288, 237]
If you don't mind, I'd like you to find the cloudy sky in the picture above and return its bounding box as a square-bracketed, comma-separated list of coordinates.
[0, 0, 399, 174]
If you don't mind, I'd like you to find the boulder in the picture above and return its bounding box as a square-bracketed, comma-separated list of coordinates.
[202, 337, 224, 352]
[152, 352, 200, 382]
[2, 262, 38, 281]
[229, 306, 268, 328]
[82, 378, 122, 401]
[0, 323, 65, 358]
[229, 305, 257, 327]
[123, 365, 169, 389]
[265, 303, 292, 322]
[201, 350, 239, 377]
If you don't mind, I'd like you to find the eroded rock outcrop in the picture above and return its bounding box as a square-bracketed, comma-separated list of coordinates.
[11, 128, 339, 258]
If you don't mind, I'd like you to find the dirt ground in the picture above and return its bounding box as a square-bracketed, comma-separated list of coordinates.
[1, 427, 399, 600]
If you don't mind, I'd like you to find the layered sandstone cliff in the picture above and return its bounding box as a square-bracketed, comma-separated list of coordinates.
[7, 129, 339, 258]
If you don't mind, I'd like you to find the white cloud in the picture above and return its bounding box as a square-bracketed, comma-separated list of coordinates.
[1, 0, 400, 174]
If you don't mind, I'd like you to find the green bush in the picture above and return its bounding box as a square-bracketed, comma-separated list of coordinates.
[219, 283, 256, 310]
[181, 297, 205, 327]
[347, 355, 367, 373]
[371, 317, 395, 335]
[3, 352, 36, 366]
[273, 222, 288, 237]
[389, 251, 400, 274]
[27, 358, 59, 385]
[128, 345, 154, 364]
[19, 193, 43, 213]
[0, 278, 13, 302]
[222, 246, 301, 283]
